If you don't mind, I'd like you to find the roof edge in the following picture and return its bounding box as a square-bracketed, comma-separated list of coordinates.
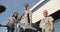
[29, 0, 45, 11]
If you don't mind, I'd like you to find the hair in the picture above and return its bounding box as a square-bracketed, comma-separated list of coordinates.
[12, 12, 18, 19]
[24, 3, 29, 7]
[43, 10, 48, 13]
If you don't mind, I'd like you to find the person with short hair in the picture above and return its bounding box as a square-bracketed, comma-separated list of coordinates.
[18, 3, 32, 32]
[39, 10, 54, 32]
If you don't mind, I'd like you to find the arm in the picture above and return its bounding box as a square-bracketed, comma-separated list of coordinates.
[29, 12, 32, 25]
[50, 20, 54, 32]
[7, 19, 10, 23]
[7, 17, 12, 24]
[16, 13, 24, 23]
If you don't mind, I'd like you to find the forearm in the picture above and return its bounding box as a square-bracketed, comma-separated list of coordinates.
[50, 21, 54, 32]
[30, 16, 32, 25]
[30, 19, 32, 25]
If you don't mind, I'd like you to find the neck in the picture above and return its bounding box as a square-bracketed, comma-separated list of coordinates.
[25, 9, 28, 10]
[44, 16, 48, 17]
[25, 9, 28, 12]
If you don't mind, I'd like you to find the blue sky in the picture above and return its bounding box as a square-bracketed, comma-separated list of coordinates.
[0, 0, 40, 32]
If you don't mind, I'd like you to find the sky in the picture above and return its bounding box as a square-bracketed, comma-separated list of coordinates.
[0, 0, 40, 32]
[0, 0, 60, 32]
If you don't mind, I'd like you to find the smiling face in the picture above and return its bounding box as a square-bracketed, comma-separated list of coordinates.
[43, 10, 48, 17]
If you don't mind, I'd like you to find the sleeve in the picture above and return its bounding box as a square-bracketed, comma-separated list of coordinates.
[49, 16, 54, 22]
[29, 11, 32, 17]
[39, 19, 43, 27]
[7, 17, 12, 23]
[8, 17, 12, 20]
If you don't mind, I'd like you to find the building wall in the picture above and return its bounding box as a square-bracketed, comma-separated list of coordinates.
[32, 0, 60, 23]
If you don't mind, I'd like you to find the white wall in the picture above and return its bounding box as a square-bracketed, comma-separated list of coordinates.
[32, 0, 60, 23]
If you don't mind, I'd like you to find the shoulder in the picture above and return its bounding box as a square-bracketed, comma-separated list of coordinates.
[40, 18, 44, 21]
[28, 10, 32, 13]
[28, 11, 32, 15]
[48, 16, 54, 21]
[8, 17, 13, 19]
[8, 17, 12, 19]
[48, 16, 53, 19]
